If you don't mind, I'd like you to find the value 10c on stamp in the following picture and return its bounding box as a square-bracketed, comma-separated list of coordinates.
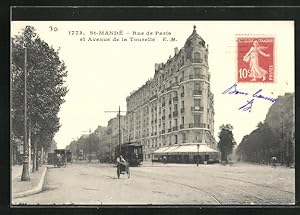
[237, 37, 274, 83]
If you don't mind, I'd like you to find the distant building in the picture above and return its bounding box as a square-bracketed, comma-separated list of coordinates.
[107, 114, 127, 154]
[123, 26, 218, 161]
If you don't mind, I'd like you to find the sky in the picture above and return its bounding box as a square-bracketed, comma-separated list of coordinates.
[11, 21, 294, 149]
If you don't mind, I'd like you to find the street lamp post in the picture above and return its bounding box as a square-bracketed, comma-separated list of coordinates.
[197, 144, 200, 167]
[21, 47, 30, 181]
[104, 106, 134, 158]
[118, 106, 121, 157]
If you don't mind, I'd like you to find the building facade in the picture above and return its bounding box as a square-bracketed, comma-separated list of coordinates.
[106, 114, 127, 153]
[124, 26, 217, 160]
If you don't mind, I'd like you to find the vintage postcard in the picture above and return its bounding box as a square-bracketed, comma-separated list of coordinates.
[10, 20, 295, 205]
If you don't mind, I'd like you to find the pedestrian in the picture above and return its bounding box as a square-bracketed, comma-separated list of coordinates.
[271, 156, 277, 167]
[163, 155, 167, 164]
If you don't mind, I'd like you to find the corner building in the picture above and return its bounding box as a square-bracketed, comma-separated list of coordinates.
[124, 26, 217, 161]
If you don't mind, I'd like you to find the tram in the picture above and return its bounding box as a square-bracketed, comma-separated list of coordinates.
[115, 142, 143, 166]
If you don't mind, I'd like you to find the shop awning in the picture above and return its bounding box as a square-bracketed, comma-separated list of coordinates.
[153, 146, 171, 154]
[153, 143, 219, 155]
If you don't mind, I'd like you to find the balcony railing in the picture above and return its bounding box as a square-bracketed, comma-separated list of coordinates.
[179, 124, 184, 129]
[200, 74, 206, 80]
[191, 106, 204, 111]
[149, 94, 157, 100]
[181, 92, 185, 97]
[193, 90, 202, 96]
[180, 107, 185, 113]
[166, 86, 172, 92]
[173, 111, 178, 117]
[180, 77, 184, 83]
[188, 123, 206, 128]
[195, 74, 201, 79]
[189, 74, 194, 79]
[162, 129, 165, 134]
[162, 102, 165, 107]
[173, 126, 178, 131]
[192, 58, 202, 63]
[173, 97, 178, 102]
[168, 128, 171, 132]
[162, 116, 165, 120]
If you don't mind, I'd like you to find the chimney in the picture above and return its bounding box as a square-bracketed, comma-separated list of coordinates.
[155, 63, 159, 71]
[174, 47, 179, 55]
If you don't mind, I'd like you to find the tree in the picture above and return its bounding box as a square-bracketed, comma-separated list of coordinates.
[217, 124, 236, 163]
[237, 122, 279, 164]
[11, 26, 68, 171]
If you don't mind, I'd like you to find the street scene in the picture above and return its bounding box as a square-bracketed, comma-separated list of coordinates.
[13, 161, 294, 205]
[11, 20, 295, 205]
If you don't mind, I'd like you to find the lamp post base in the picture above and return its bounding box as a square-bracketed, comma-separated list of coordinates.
[21, 157, 30, 181]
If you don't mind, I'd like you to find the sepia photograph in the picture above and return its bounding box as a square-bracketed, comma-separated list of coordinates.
[10, 20, 295, 205]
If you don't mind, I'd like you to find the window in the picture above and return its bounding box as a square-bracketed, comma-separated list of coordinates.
[194, 99, 201, 107]
[181, 100, 184, 108]
[174, 104, 178, 111]
[174, 91, 178, 97]
[182, 116, 184, 125]
[193, 52, 202, 63]
[194, 115, 201, 125]
[194, 68, 201, 79]
[194, 83, 201, 92]
[175, 135, 178, 144]
[182, 133, 186, 143]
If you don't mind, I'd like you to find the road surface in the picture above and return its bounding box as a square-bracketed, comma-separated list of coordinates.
[13, 161, 295, 205]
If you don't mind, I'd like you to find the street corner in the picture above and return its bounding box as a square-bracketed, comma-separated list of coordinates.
[12, 165, 48, 200]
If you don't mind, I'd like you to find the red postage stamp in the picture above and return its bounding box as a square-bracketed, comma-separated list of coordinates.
[237, 37, 274, 83]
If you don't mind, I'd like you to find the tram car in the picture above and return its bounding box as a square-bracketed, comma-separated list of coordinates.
[115, 142, 143, 166]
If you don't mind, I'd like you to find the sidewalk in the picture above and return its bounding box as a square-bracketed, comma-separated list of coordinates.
[12, 165, 48, 200]
[11, 164, 23, 180]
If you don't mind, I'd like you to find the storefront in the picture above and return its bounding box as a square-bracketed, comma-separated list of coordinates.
[152, 143, 220, 164]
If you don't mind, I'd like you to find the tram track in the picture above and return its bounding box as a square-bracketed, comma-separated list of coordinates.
[132, 171, 222, 204]
[211, 175, 294, 195]
[132, 169, 290, 204]
[87, 164, 293, 204]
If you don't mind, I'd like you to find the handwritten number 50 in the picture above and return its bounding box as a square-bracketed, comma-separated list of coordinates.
[49, 26, 58, 32]
[239, 68, 250, 79]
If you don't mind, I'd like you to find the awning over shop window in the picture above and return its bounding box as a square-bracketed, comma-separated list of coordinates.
[153, 143, 219, 155]
[153, 146, 172, 154]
